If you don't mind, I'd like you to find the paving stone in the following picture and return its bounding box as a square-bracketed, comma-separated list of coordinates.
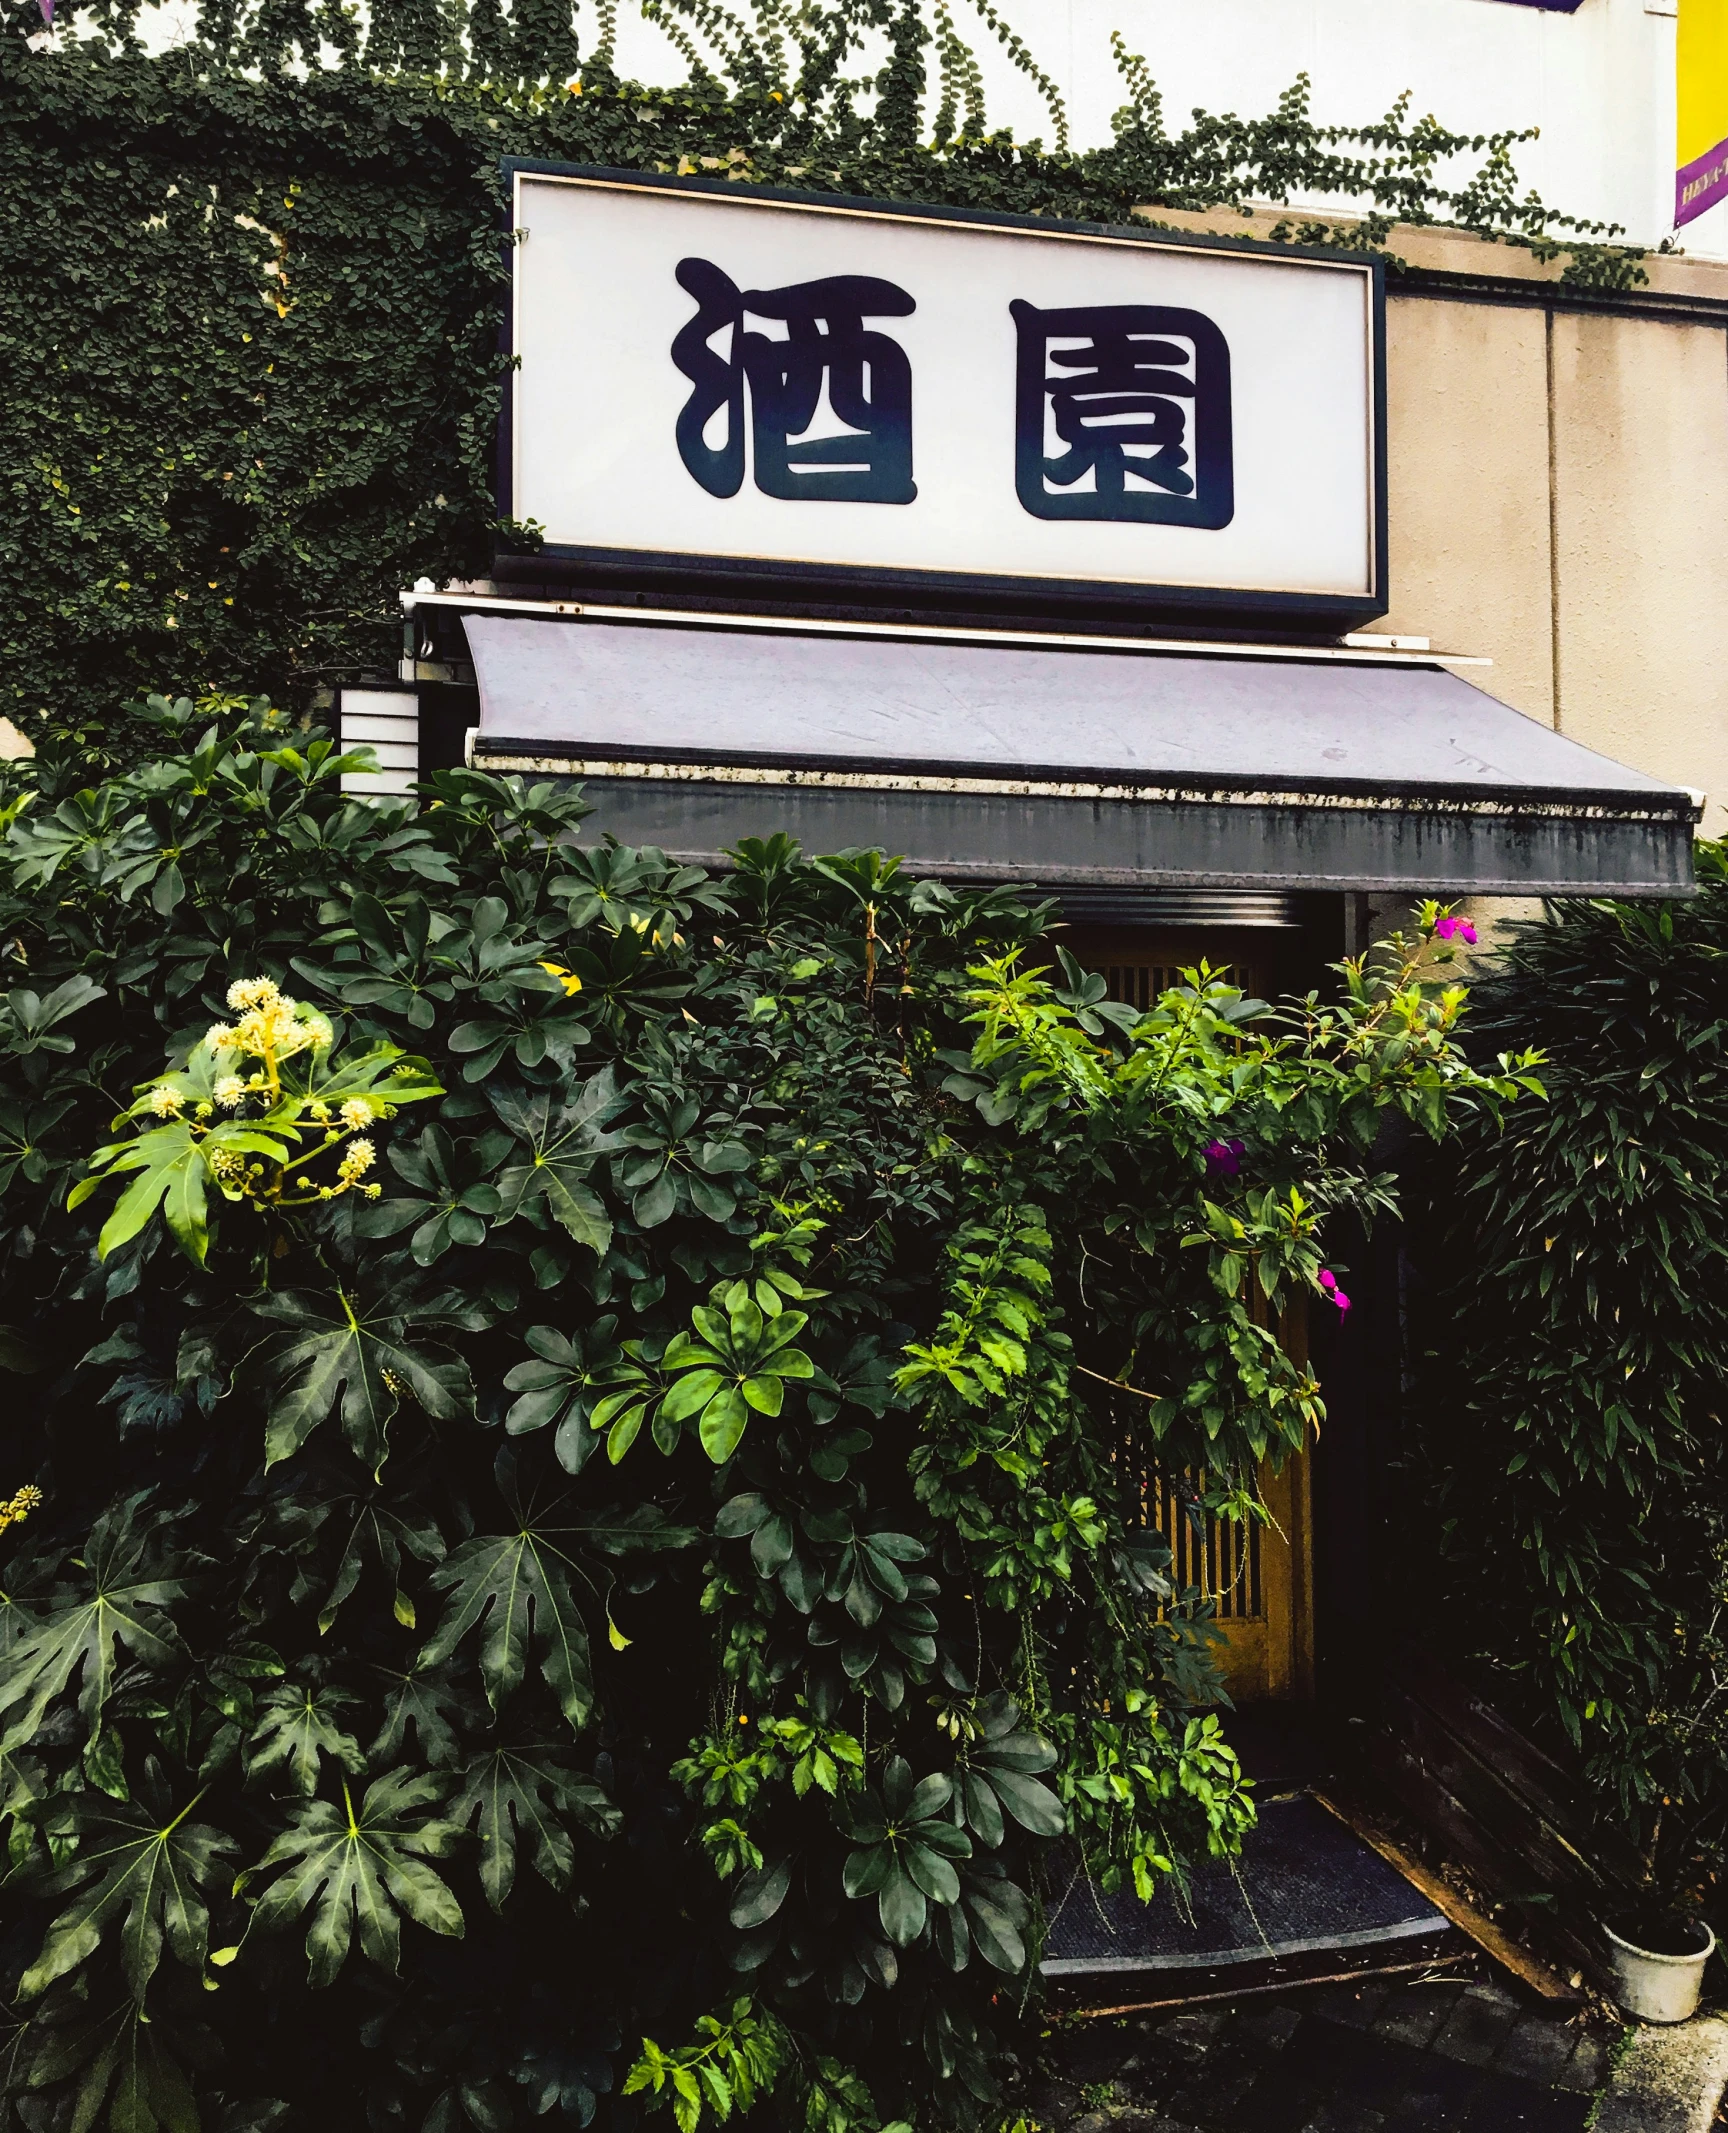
[1369, 1983, 1467, 2053]
[1023, 2078, 1083, 2121]
[1429, 1984, 1524, 2067]
[1062, 2029, 1140, 2083]
[1289, 2013, 1478, 2114]
[1492, 2013, 1585, 2087]
[1458, 2082, 1590, 2131]
[1227, 2002, 1305, 2055]
[1154, 2009, 1229, 2056]
[1299, 1981, 1392, 2031]
[1179, 2065, 1264, 2128]
[1293, 2103, 1387, 2133]
[1550, 2027, 1612, 2094]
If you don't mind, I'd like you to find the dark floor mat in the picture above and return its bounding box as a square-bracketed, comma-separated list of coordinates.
[1042, 1796, 1445, 1976]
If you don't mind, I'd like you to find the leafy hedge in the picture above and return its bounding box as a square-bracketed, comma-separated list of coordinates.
[3, 1, 1641, 743]
[0, 699, 1526, 2133]
[1411, 850, 1728, 1911]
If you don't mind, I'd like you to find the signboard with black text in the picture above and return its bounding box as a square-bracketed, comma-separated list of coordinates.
[502, 165, 1387, 625]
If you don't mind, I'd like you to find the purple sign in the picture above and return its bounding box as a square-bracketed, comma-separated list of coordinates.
[1679, 138, 1728, 227]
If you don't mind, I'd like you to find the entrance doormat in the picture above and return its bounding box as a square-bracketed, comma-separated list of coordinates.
[1041, 1795, 1447, 1978]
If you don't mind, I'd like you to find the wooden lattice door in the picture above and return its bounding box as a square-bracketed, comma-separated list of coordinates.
[1072, 927, 1317, 1704]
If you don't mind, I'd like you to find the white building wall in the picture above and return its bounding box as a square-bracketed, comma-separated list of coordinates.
[611, 0, 1728, 260]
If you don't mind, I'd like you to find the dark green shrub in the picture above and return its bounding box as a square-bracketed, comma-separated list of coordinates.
[0, 699, 1521, 2132]
[1412, 848, 1728, 1906]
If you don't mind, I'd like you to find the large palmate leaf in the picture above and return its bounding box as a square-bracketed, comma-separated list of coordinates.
[488, 1068, 627, 1255]
[245, 1681, 367, 1798]
[12, 1993, 204, 2133]
[452, 1745, 620, 1910]
[282, 1477, 447, 1635]
[840, 1758, 972, 1947]
[20, 1776, 237, 2000]
[369, 1666, 470, 1770]
[248, 1769, 464, 1988]
[0, 973, 106, 1057]
[0, 1499, 187, 1756]
[416, 1526, 593, 1733]
[250, 1287, 477, 1472]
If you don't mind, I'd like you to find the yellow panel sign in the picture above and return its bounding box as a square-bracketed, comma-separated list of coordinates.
[1679, 0, 1728, 225]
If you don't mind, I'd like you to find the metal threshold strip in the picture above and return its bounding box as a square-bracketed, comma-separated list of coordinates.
[454, 606, 1698, 898]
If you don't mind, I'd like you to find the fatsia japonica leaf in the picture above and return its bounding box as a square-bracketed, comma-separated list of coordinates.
[284, 1478, 447, 1635]
[20, 1774, 237, 2000]
[452, 1745, 620, 1910]
[248, 1769, 465, 1987]
[488, 1069, 626, 1255]
[369, 1666, 470, 1770]
[0, 1496, 188, 1757]
[17, 1996, 204, 2133]
[250, 1287, 476, 1473]
[245, 1680, 367, 1798]
[416, 1522, 594, 1732]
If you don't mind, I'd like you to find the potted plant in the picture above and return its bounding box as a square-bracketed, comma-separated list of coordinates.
[1602, 1910, 1715, 2024]
[1599, 1507, 1728, 2023]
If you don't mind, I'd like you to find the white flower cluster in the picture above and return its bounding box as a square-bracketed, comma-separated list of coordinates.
[204, 976, 332, 1065]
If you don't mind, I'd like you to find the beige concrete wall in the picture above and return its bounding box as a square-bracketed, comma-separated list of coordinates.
[1380, 291, 1728, 839]
[1377, 298, 1556, 730]
[1547, 311, 1728, 834]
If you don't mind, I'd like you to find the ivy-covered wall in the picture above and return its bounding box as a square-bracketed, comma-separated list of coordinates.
[1, 5, 1640, 744]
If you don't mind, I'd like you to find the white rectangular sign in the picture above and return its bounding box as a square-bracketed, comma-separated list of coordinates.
[506, 168, 1385, 622]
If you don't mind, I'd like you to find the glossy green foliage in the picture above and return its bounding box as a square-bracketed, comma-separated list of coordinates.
[0, 6, 1641, 744]
[0, 702, 1520, 2133]
[1412, 849, 1728, 1903]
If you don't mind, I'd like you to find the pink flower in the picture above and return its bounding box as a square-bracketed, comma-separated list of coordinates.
[1204, 1137, 1244, 1177]
[1435, 915, 1478, 946]
[1317, 1270, 1351, 1315]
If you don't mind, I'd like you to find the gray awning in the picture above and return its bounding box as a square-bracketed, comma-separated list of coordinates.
[462, 611, 1697, 896]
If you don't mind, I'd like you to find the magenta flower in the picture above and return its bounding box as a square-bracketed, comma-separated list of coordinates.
[1203, 1137, 1244, 1177]
[1435, 915, 1478, 946]
[1318, 1270, 1352, 1315]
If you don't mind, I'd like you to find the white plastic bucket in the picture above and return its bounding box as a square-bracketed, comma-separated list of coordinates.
[1603, 1918, 1716, 2023]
